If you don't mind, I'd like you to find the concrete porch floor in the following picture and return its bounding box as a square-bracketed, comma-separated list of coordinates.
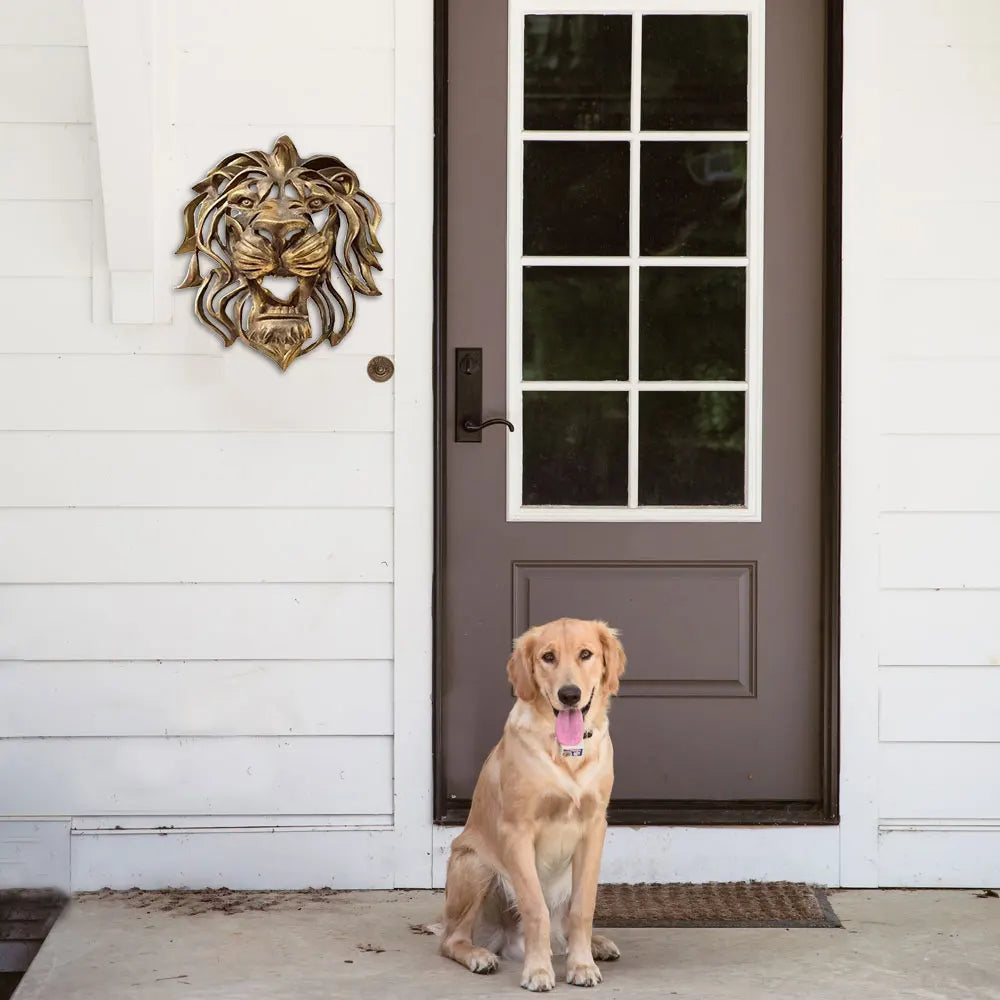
[13, 889, 1000, 999]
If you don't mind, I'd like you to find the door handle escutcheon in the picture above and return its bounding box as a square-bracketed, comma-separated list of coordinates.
[455, 347, 515, 442]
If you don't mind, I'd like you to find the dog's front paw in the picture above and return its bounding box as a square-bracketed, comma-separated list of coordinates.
[521, 963, 556, 992]
[566, 959, 603, 987]
[465, 947, 499, 974]
[591, 934, 620, 962]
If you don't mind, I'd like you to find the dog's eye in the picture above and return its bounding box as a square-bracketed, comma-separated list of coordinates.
[541, 651, 556, 664]
[308, 197, 326, 210]
[579, 649, 592, 660]
[236, 197, 254, 209]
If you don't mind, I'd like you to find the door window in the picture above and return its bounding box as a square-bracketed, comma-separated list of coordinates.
[509, 1, 764, 521]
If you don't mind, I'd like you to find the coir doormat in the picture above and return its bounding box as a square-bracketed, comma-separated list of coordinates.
[593, 881, 841, 929]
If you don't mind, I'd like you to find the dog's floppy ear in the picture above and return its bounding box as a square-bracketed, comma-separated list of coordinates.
[597, 622, 626, 696]
[506, 628, 538, 702]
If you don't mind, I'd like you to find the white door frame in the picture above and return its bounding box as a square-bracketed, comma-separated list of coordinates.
[391, 0, 437, 888]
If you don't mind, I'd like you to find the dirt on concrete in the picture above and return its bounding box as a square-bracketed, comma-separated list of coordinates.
[81, 888, 351, 916]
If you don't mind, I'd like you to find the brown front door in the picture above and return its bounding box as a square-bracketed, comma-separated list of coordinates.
[437, 0, 835, 823]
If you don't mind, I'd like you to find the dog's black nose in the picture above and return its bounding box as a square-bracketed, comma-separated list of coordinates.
[558, 684, 581, 707]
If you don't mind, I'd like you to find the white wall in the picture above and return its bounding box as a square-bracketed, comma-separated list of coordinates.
[3, 0, 1000, 892]
[842, 0, 1000, 887]
[0, 0, 435, 890]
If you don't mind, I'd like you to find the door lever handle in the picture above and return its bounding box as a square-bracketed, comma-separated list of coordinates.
[462, 417, 514, 433]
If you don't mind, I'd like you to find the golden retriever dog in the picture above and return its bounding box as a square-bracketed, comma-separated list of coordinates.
[434, 618, 626, 991]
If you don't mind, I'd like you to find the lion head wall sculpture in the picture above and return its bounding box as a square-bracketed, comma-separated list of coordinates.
[176, 135, 383, 370]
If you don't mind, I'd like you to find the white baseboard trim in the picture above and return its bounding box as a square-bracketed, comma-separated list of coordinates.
[432, 824, 843, 888]
[69, 825, 396, 891]
[0, 821, 70, 891]
[878, 824, 1000, 887]
[16, 819, 1000, 890]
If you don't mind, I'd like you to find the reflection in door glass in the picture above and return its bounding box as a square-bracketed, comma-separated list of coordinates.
[641, 15, 748, 130]
[523, 391, 628, 505]
[639, 267, 746, 380]
[523, 267, 629, 381]
[639, 391, 745, 506]
[523, 141, 630, 255]
[524, 14, 632, 131]
[640, 141, 747, 256]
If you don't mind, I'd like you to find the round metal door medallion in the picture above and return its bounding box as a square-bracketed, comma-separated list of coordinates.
[367, 356, 394, 382]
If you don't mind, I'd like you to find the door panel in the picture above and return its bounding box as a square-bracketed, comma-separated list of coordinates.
[439, 0, 831, 821]
[513, 562, 755, 698]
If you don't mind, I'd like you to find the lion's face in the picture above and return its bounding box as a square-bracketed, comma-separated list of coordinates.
[176, 136, 382, 370]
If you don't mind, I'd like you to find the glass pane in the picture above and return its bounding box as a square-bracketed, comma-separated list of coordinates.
[524, 391, 628, 505]
[639, 391, 745, 506]
[639, 267, 746, 380]
[524, 141, 630, 256]
[524, 14, 632, 131]
[641, 15, 748, 131]
[523, 267, 629, 380]
[640, 141, 746, 256]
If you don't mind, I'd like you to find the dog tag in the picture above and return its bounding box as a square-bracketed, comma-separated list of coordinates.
[561, 744, 584, 758]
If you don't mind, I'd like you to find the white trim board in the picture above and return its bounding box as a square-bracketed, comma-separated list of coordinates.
[878, 824, 1000, 889]
[506, 0, 765, 523]
[391, 0, 436, 888]
[69, 826, 397, 891]
[835, 0, 883, 888]
[432, 825, 840, 888]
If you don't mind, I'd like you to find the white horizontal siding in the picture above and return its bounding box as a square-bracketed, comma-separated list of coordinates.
[0, 508, 392, 583]
[0, 821, 70, 892]
[0, 660, 392, 737]
[887, 0, 1000, 49]
[880, 667, 1000, 743]
[880, 279, 1000, 359]
[0, 583, 392, 660]
[876, 126, 1000, 205]
[0, 0, 407, 883]
[882, 359, 1000, 435]
[881, 436, 1000, 513]
[870, 0, 1000, 889]
[0, 201, 92, 276]
[172, 0, 394, 48]
[0, 0, 86, 46]
[171, 124, 395, 202]
[69, 826, 396, 891]
[0, 47, 91, 122]
[0, 125, 95, 198]
[879, 40, 1000, 131]
[0, 354, 393, 431]
[880, 202, 1000, 281]
[880, 514, 1000, 589]
[880, 590, 1000, 666]
[880, 743, 1000, 820]
[878, 826, 1000, 889]
[0, 432, 392, 508]
[0, 277, 394, 356]
[173, 49, 394, 127]
[6, 431, 394, 509]
[0, 736, 392, 815]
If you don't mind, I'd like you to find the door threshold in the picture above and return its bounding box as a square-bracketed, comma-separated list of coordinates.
[438, 799, 837, 827]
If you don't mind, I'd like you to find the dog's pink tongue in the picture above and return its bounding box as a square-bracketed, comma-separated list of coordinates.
[556, 708, 584, 747]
